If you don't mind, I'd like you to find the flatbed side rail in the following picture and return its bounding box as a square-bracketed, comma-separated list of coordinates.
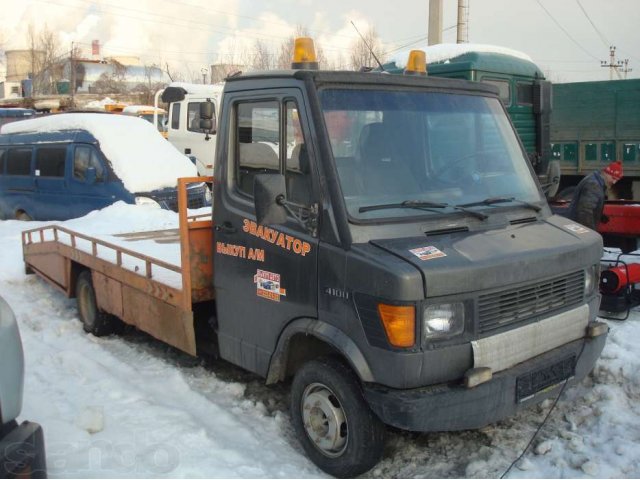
[22, 225, 182, 277]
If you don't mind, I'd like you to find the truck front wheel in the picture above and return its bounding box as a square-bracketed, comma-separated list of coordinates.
[290, 357, 385, 478]
[76, 271, 121, 336]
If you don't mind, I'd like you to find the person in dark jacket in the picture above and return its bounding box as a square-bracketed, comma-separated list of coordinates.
[566, 161, 623, 230]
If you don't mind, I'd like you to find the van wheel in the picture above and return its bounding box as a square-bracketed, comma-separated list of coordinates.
[290, 357, 385, 478]
[16, 211, 32, 221]
[75, 271, 121, 336]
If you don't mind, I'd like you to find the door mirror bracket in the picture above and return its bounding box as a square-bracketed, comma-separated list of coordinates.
[254, 174, 318, 237]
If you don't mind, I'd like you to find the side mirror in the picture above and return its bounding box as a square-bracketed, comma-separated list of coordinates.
[254, 174, 287, 226]
[85, 166, 97, 184]
[200, 99, 216, 139]
[200, 118, 216, 132]
[200, 100, 214, 119]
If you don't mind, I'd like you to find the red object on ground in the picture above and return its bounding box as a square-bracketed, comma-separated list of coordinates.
[600, 263, 640, 293]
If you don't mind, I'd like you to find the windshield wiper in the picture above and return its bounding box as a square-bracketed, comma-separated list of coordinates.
[458, 196, 542, 212]
[359, 200, 488, 220]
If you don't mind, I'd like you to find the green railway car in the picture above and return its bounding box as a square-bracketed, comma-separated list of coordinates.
[550, 79, 640, 199]
[382, 47, 556, 195]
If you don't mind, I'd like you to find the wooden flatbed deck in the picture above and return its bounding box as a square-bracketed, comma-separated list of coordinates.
[21, 177, 214, 355]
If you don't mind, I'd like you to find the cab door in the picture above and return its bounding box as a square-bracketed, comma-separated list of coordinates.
[33, 145, 68, 220]
[213, 91, 319, 376]
[66, 145, 114, 217]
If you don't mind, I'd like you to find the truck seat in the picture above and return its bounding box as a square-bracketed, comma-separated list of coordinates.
[357, 123, 421, 196]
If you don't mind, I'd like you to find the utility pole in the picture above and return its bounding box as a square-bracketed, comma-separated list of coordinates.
[601, 46, 623, 80]
[428, 0, 443, 46]
[457, 0, 469, 44]
[621, 59, 633, 79]
[70, 42, 76, 108]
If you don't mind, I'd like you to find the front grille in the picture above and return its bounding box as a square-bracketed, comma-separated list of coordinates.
[151, 184, 207, 212]
[478, 270, 584, 334]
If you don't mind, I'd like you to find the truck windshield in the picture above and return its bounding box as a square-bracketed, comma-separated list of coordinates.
[319, 88, 542, 221]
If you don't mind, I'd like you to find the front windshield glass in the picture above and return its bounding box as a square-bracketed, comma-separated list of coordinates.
[319, 88, 542, 220]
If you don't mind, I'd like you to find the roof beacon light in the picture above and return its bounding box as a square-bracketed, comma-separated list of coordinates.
[404, 50, 427, 76]
[292, 37, 319, 70]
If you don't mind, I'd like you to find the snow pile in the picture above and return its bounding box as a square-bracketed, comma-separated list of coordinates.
[83, 98, 118, 109]
[2, 206, 640, 477]
[122, 105, 165, 114]
[389, 43, 534, 70]
[1, 113, 196, 193]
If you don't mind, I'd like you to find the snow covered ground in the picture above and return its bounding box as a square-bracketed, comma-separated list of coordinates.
[2, 205, 640, 478]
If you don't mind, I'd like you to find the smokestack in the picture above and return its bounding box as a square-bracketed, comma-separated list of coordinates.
[92, 40, 100, 58]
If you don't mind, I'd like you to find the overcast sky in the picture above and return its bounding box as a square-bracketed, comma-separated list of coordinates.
[1, 0, 638, 83]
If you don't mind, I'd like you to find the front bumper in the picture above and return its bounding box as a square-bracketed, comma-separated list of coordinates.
[363, 332, 607, 432]
[0, 421, 46, 479]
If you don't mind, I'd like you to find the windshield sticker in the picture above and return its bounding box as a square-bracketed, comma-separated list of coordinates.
[217, 242, 265, 262]
[409, 246, 446, 261]
[254, 269, 287, 302]
[243, 219, 312, 257]
[565, 224, 590, 234]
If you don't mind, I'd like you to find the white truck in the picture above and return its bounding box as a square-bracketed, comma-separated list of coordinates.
[158, 82, 224, 177]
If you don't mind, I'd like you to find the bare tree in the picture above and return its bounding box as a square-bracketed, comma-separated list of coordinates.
[349, 26, 385, 70]
[91, 60, 128, 94]
[251, 39, 275, 71]
[26, 23, 62, 95]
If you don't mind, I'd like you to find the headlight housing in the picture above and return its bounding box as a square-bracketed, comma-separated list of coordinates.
[423, 302, 465, 340]
[135, 196, 161, 208]
[584, 264, 598, 296]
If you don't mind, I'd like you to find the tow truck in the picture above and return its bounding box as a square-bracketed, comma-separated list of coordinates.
[21, 39, 608, 477]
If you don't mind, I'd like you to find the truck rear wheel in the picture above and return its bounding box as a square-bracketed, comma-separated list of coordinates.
[76, 271, 120, 336]
[290, 357, 385, 478]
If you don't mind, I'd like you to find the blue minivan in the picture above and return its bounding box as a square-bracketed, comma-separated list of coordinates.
[0, 128, 209, 221]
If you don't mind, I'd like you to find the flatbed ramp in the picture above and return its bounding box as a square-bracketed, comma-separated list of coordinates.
[21, 177, 214, 356]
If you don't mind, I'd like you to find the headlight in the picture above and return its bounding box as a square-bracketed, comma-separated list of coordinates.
[423, 302, 465, 340]
[584, 264, 598, 296]
[135, 196, 161, 208]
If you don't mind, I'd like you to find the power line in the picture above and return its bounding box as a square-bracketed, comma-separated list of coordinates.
[535, 0, 599, 61]
[575, 0, 609, 48]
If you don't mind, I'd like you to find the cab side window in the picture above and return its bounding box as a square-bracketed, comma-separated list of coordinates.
[36, 147, 66, 177]
[187, 102, 206, 132]
[236, 101, 280, 197]
[6, 148, 32, 176]
[74, 146, 105, 182]
[171, 103, 181, 130]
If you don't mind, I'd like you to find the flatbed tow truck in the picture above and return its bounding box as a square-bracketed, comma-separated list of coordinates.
[21, 40, 609, 477]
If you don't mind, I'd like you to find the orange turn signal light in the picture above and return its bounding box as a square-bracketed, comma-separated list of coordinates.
[377, 303, 416, 348]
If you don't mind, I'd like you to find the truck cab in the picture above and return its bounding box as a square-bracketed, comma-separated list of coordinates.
[161, 82, 224, 176]
[211, 67, 606, 476]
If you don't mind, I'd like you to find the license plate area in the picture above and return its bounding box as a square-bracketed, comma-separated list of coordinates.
[516, 355, 576, 403]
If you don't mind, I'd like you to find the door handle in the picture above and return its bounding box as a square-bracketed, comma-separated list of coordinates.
[215, 221, 237, 234]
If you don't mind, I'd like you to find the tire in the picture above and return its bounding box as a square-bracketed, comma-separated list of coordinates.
[290, 357, 385, 478]
[16, 211, 32, 221]
[75, 270, 121, 336]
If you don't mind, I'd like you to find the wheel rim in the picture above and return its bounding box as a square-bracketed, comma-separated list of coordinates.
[301, 382, 348, 458]
[78, 282, 96, 328]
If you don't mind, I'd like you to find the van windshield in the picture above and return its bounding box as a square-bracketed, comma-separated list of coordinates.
[319, 88, 542, 221]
